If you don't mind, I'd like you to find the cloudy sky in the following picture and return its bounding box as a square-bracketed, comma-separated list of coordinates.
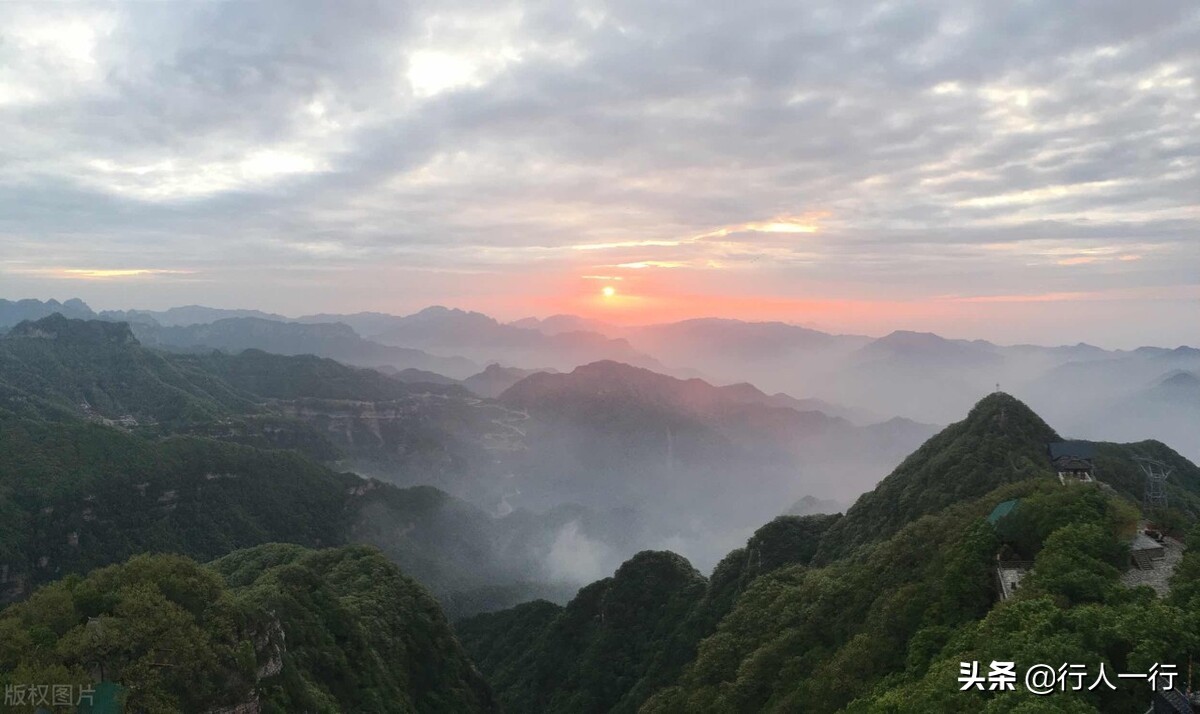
[1, 0, 1197, 347]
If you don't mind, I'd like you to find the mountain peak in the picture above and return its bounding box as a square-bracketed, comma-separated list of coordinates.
[813, 391, 1059, 562]
[964, 390, 1047, 427]
[858, 329, 1001, 369]
[412, 305, 497, 325]
[879, 329, 945, 343]
[571, 359, 645, 377]
[5, 313, 138, 346]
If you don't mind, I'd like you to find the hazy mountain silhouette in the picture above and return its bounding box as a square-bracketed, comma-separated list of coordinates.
[132, 316, 479, 378]
[496, 360, 936, 567]
[361, 306, 665, 373]
[463, 363, 555, 398]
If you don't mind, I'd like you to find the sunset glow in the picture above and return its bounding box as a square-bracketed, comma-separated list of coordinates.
[3, 5, 1200, 709]
[0, 0, 1194, 348]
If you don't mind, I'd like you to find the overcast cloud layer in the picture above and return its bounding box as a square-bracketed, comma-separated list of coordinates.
[0, 0, 1197, 346]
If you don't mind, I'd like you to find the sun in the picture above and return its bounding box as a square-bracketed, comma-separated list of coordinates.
[601, 286, 616, 298]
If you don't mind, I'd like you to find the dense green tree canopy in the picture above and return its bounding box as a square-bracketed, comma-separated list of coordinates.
[0, 545, 497, 713]
[465, 394, 1200, 713]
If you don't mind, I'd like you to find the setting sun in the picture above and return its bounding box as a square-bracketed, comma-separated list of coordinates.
[602, 286, 616, 298]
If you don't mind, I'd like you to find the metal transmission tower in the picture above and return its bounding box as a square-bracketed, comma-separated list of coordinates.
[1137, 457, 1172, 511]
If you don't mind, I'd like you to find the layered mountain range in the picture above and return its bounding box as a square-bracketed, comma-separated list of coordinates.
[0, 302, 1197, 712]
[4, 298, 1192, 464]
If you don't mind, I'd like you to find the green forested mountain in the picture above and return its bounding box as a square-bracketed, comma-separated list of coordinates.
[0, 411, 354, 599]
[0, 316, 344, 460]
[458, 514, 841, 713]
[0, 314, 251, 428]
[0, 315, 526, 502]
[0, 315, 625, 622]
[0, 314, 460, 429]
[0, 405, 598, 619]
[0, 319, 512, 612]
[812, 392, 1061, 562]
[459, 551, 708, 714]
[639, 481, 1154, 713]
[813, 392, 1200, 563]
[0, 544, 497, 713]
[459, 393, 1200, 713]
[6, 313, 1200, 713]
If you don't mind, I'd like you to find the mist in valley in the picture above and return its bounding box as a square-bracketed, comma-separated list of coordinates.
[0, 297, 1196, 610]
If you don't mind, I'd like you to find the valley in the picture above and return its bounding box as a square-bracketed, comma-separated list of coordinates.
[0, 303, 1197, 713]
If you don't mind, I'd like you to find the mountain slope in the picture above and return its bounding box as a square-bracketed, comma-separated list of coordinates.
[0, 545, 497, 712]
[0, 404, 619, 617]
[0, 316, 627, 613]
[642, 480, 1148, 713]
[0, 412, 356, 600]
[176, 348, 464, 401]
[0, 314, 253, 427]
[813, 392, 1059, 562]
[496, 361, 855, 534]
[500, 360, 852, 437]
[467, 395, 1200, 713]
[463, 363, 553, 398]
[0, 318, 512, 500]
[495, 361, 931, 564]
[458, 513, 842, 713]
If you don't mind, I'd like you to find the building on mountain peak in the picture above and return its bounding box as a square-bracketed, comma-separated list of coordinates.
[1049, 441, 1096, 484]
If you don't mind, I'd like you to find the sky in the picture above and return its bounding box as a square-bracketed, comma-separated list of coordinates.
[0, 0, 1197, 348]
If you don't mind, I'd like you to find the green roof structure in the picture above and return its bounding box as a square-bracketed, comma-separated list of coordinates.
[987, 499, 1020, 525]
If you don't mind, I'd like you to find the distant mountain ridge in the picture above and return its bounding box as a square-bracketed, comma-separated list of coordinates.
[5, 298, 1197, 459]
[855, 329, 1003, 369]
[499, 360, 853, 436]
[7, 311, 138, 345]
[0, 297, 95, 327]
[463, 363, 554, 398]
[357, 306, 668, 374]
[494, 360, 937, 562]
[133, 316, 479, 378]
[102, 304, 289, 326]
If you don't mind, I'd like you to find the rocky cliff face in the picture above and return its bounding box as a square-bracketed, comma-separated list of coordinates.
[5, 313, 138, 345]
